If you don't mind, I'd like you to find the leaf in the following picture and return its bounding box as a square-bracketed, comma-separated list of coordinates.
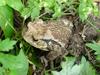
[0, 0, 24, 12]
[0, 0, 6, 6]
[31, 6, 40, 20]
[44, 0, 56, 8]
[21, 7, 31, 20]
[0, 5, 14, 37]
[80, 57, 96, 75]
[92, 3, 99, 16]
[86, 42, 100, 54]
[51, 56, 96, 75]
[0, 50, 28, 75]
[21, 0, 41, 20]
[51, 57, 80, 75]
[78, 0, 97, 21]
[0, 67, 5, 75]
[96, 55, 100, 60]
[7, 0, 24, 12]
[0, 38, 17, 51]
[27, 0, 39, 7]
[86, 42, 100, 61]
[78, 4, 92, 21]
[53, 4, 62, 18]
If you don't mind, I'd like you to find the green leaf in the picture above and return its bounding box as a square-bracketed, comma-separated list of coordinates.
[0, 50, 28, 75]
[21, 7, 31, 20]
[44, 0, 56, 8]
[86, 42, 100, 54]
[7, 0, 24, 12]
[86, 42, 100, 61]
[53, 4, 62, 18]
[0, 0, 6, 6]
[0, 38, 17, 51]
[92, 3, 99, 16]
[31, 6, 40, 20]
[0, 5, 14, 37]
[78, 0, 96, 21]
[27, 0, 39, 7]
[0, 67, 5, 75]
[96, 55, 100, 60]
[21, 0, 41, 20]
[80, 57, 96, 75]
[51, 57, 80, 75]
[51, 56, 96, 75]
[78, 4, 92, 21]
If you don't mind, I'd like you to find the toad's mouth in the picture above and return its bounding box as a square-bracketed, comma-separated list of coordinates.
[32, 36, 39, 41]
[32, 37, 48, 51]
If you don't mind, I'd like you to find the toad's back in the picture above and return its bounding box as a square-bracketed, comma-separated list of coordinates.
[45, 19, 73, 47]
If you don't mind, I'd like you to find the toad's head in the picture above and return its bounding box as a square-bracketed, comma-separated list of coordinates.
[27, 19, 47, 40]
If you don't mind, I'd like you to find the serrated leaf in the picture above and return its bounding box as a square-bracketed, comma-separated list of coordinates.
[0, 38, 17, 51]
[51, 57, 81, 75]
[21, 0, 41, 20]
[51, 56, 96, 75]
[7, 0, 24, 12]
[0, 5, 14, 37]
[0, 50, 28, 75]
[80, 57, 96, 75]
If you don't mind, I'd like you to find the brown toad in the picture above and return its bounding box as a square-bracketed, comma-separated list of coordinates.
[22, 19, 73, 61]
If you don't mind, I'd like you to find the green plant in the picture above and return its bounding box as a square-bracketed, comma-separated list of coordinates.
[21, 0, 77, 20]
[45, 56, 96, 75]
[0, 0, 99, 75]
[78, 0, 99, 21]
[0, 0, 29, 74]
[86, 42, 100, 61]
[0, 38, 28, 75]
[0, 6, 14, 38]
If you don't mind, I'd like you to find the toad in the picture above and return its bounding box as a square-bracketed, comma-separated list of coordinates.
[22, 18, 73, 61]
